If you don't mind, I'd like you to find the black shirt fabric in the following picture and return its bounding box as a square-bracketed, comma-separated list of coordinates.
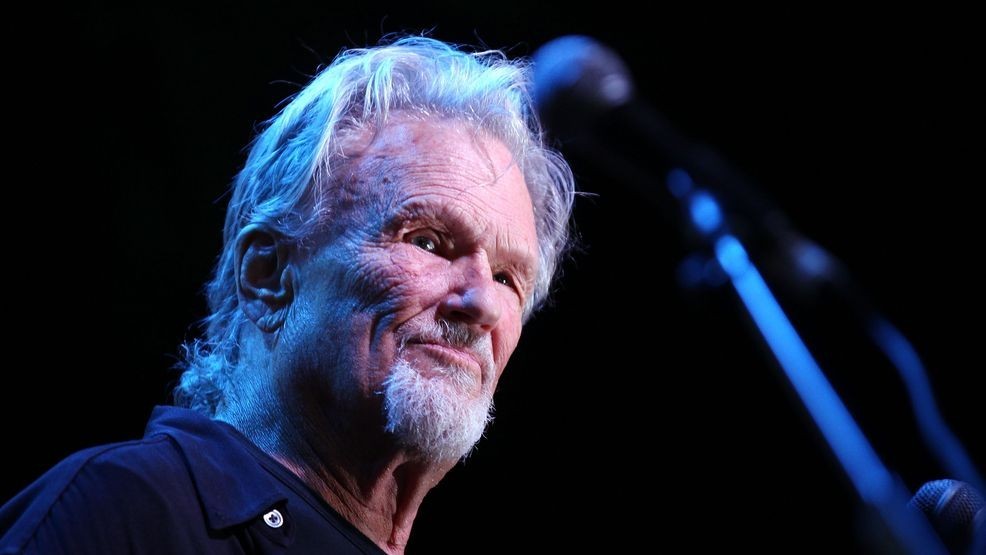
[0, 406, 387, 554]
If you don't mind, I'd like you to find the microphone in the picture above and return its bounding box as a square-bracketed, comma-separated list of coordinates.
[534, 36, 986, 555]
[910, 479, 986, 554]
[532, 35, 839, 290]
[533, 36, 635, 130]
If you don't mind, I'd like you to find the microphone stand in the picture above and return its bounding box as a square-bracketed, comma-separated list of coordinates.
[533, 33, 981, 553]
[560, 120, 953, 554]
[667, 168, 947, 554]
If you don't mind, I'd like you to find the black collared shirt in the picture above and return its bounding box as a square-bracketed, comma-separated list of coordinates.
[0, 406, 387, 554]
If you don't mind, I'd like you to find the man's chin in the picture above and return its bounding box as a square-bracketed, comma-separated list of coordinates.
[381, 358, 494, 462]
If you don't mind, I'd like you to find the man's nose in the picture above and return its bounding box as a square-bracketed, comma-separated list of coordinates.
[438, 252, 502, 332]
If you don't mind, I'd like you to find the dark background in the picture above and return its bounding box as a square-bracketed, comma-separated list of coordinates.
[7, 3, 981, 552]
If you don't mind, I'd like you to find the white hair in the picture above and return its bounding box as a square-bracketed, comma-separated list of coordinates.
[382, 357, 495, 462]
[175, 36, 576, 415]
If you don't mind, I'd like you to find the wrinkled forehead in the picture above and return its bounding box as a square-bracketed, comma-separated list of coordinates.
[325, 117, 524, 232]
[344, 116, 513, 178]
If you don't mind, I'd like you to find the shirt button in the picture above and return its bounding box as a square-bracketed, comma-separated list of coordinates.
[263, 509, 284, 528]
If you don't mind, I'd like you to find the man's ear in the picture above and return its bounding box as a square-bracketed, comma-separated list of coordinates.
[235, 224, 295, 333]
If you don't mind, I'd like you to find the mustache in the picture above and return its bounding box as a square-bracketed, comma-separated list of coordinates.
[399, 319, 493, 366]
[400, 319, 482, 349]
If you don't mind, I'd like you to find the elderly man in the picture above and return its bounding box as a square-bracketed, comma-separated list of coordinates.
[0, 37, 575, 554]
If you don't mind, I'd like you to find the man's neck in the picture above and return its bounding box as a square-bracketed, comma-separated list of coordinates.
[221, 405, 454, 555]
[274, 448, 449, 554]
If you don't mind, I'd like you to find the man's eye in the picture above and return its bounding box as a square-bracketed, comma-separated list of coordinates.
[493, 272, 514, 288]
[409, 233, 438, 252]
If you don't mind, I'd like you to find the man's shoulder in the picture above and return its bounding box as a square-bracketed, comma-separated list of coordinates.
[11, 433, 190, 506]
[0, 434, 200, 554]
[63, 432, 188, 483]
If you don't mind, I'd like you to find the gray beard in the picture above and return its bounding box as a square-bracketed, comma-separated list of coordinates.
[381, 357, 495, 462]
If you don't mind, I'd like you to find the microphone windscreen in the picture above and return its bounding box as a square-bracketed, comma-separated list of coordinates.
[532, 36, 634, 132]
[910, 479, 985, 553]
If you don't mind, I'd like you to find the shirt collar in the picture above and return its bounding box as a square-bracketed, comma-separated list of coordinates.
[143, 405, 288, 531]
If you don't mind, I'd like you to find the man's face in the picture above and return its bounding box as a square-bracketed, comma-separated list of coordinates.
[288, 117, 538, 460]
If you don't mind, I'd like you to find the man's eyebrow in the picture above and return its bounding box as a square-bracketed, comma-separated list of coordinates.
[384, 198, 442, 224]
[384, 196, 502, 235]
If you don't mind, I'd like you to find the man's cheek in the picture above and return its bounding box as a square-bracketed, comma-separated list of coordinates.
[366, 250, 444, 303]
